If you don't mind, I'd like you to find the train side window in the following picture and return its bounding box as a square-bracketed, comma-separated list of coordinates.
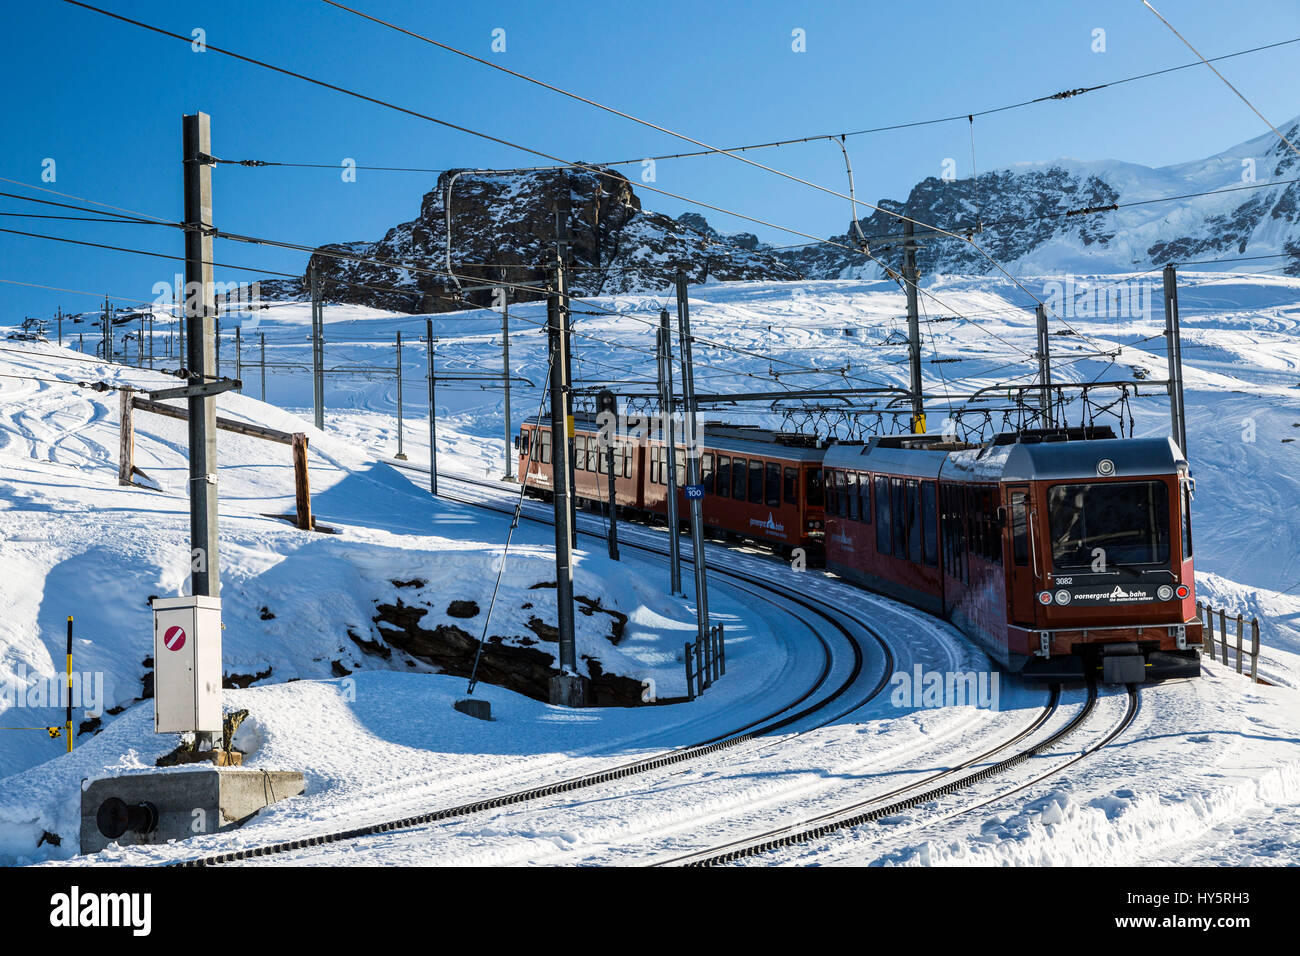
[675, 448, 687, 487]
[906, 479, 922, 564]
[540, 429, 552, 464]
[519, 431, 530, 457]
[784, 467, 798, 505]
[702, 453, 715, 494]
[825, 469, 837, 514]
[623, 445, 633, 478]
[732, 457, 748, 499]
[875, 476, 890, 554]
[845, 472, 858, 521]
[649, 446, 660, 484]
[860, 473, 872, 524]
[891, 478, 907, 559]
[1182, 484, 1193, 560]
[748, 459, 764, 504]
[596, 440, 608, 475]
[716, 455, 731, 498]
[831, 470, 845, 517]
[922, 482, 938, 567]
[987, 489, 1001, 563]
[1011, 491, 1029, 565]
[574, 434, 588, 471]
[765, 462, 781, 507]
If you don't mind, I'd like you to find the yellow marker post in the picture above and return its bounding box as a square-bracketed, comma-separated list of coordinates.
[65, 615, 73, 753]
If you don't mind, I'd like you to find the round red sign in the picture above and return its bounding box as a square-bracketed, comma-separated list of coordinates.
[163, 624, 187, 652]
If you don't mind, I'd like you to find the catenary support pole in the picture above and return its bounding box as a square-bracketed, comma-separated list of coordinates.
[259, 332, 266, 402]
[1163, 264, 1189, 453]
[658, 308, 683, 595]
[548, 257, 584, 706]
[394, 330, 407, 460]
[310, 260, 324, 430]
[183, 111, 220, 605]
[903, 218, 925, 434]
[426, 316, 438, 495]
[1035, 303, 1053, 429]
[676, 270, 710, 647]
[500, 270, 514, 480]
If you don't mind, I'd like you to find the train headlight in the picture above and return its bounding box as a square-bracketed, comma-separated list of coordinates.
[1175, 584, 1190, 599]
[1157, 584, 1174, 601]
[1037, 591, 1053, 606]
[1054, 589, 1071, 605]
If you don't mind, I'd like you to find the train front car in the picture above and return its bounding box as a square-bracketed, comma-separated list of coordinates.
[949, 431, 1202, 683]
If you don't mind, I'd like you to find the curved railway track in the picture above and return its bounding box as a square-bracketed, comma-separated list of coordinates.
[662, 681, 1139, 866]
[175, 482, 894, 866]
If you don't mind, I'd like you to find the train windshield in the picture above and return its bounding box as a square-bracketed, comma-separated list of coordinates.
[1047, 481, 1170, 570]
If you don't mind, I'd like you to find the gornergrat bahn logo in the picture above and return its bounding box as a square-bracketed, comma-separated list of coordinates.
[1069, 584, 1157, 605]
[749, 513, 786, 536]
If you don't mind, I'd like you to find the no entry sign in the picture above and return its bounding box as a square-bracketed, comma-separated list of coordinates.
[163, 625, 187, 652]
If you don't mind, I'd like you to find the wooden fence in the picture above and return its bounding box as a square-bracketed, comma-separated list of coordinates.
[118, 387, 316, 530]
[1196, 600, 1262, 682]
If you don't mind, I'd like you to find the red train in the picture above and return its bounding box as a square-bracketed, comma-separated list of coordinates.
[519, 416, 1203, 683]
[822, 427, 1201, 682]
[517, 415, 827, 553]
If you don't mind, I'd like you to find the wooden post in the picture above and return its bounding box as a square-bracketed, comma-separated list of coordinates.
[1250, 618, 1260, 682]
[1204, 604, 1215, 662]
[718, 621, 726, 676]
[118, 387, 134, 486]
[292, 433, 312, 530]
[1235, 614, 1244, 675]
[1219, 608, 1229, 663]
[684, 643, 694, 702]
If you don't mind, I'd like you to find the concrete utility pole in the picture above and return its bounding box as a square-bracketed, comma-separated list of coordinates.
[658, 307, 683, 595]
[183, 112, 220, 605]
[426, 316, 438, 495]
[234, 325, 242, 391]
[394, 330, 407, 460]
[1035, 303, 1054, 429]
[259, 332, 266, 401]
[102, 295, 110, 361]
[676, 271, 709, 646]
[56, 307, 62, 347]
[902, 218, 925, 434]
[1162, 264, 1188, 454]
[500, 270, 514, 481]
[548, 257, 585, 707]
[310, 260, 324, 429]
[555, 199, 577, 551]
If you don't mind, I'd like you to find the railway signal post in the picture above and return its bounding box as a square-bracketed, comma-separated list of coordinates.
[548, 259, 586, 707]
[658, 308, 684, 596]
[676, 271, 710, 646]
[500, 269, 514, 481]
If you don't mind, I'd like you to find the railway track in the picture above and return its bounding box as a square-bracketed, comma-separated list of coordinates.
[175, 475, 893, 866]
[659, 681, 1139, 866]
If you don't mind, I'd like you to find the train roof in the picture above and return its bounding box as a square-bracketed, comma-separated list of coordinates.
[532, 414, 829, 462]
[825, 429, 1188, 483]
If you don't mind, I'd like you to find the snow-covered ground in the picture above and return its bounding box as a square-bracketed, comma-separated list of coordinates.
[2, 273, 1299, 866]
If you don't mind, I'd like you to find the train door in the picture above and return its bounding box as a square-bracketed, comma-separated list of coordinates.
[1006, 484, 1037, 625]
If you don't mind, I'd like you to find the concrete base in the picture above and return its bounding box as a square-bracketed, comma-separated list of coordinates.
[453, 697, 492, 720]
[548, 674, 590, 707]
[80, 768, 305, 855]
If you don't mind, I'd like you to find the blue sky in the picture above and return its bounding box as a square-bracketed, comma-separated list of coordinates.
[3, 0, 1299, 320]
